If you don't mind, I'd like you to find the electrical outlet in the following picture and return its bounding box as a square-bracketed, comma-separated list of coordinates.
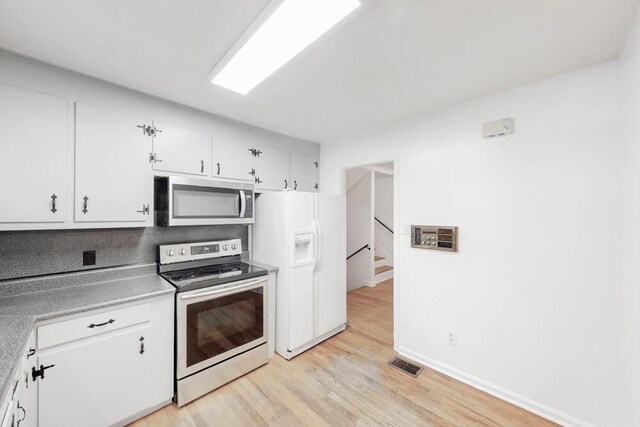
[447, 330, 458, 346]
[83, 250, 96, 266]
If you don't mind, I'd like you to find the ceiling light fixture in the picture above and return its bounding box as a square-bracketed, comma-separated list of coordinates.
[210, 0, 361, 95]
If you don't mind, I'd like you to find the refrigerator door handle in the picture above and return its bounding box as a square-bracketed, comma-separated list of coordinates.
[311, 219, 319, 273]
[313, 219, 322, 273]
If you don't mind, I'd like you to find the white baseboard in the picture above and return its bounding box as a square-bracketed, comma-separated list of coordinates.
[397, 347, 593, 427]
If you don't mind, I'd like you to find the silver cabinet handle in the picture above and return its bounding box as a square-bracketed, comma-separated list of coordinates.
[294, 181, 298, 190]
[82, 196, 89, 214]
[200, 160, 204, 173]
[217, 162, 221, 175]
[50, 194, 57, 213]
[284, 179, 288, 189]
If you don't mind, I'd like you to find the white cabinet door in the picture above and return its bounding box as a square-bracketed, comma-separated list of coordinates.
[75, 103, 153, 224]
[0, 84, 68, 225]
[291, 153, 319, 192]
[255, 146, 291, 191]
[38, 325, 151, 427]
[212, 136, 255, 181]
[18, 332, 37, 427]
[152, 121, 211, 176]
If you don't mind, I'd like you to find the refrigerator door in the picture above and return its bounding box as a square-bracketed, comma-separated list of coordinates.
[287, 192, 317, 351]
[315, 193, 347, 337]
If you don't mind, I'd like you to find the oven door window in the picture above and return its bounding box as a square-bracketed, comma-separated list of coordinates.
[173, 184, 241, 218]
[186, 288, 264, 367]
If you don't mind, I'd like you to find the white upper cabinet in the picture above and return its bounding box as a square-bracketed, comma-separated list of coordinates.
[151, 121, 211, 176]
[212, 136, 255, 181]
[0, 84, 68, 226]
[75, 103, 153, 224]
[291, 153, 319, 192]
[255, 146, 291, 191]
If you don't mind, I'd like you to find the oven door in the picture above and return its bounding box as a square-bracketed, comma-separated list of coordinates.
[166, 176, 254, 226]
[176, 276, 267, 379]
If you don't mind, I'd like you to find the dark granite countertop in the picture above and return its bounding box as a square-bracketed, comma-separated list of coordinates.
[0, 263, 175, 412]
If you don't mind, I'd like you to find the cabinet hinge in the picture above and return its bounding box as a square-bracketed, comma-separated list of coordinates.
[314, 183, 319, 190]
[32, 364, 55, 381]
[149, 153, 163, 163]
[313, 161, 319, 168]
[248, 148, 262, 157]
[137, 204, 151, 215]
[137, 124, 162, 137]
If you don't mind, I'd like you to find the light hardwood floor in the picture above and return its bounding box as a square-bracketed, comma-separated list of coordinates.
[131, 279, 556, 426]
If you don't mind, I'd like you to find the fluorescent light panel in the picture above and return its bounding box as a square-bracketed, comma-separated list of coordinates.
[211, 0, 361, 95]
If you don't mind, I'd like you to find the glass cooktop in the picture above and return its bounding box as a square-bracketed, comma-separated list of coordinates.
[161, 262, 267, 292]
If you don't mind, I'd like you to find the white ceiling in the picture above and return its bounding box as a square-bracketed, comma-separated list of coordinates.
[0, 0, 636, 143]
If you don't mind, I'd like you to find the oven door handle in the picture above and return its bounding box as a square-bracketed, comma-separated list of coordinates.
[179, 278, 266, 301]
[239, 189, 246, 218]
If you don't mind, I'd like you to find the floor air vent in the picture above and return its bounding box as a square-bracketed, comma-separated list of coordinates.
[388, 357, 423, 378]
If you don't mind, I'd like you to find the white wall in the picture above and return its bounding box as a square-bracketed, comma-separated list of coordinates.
[619, 5, 640, 426]
[321, 62, 631, 425]
[374, 173, 394, 262]
[346, 168, 372, 291]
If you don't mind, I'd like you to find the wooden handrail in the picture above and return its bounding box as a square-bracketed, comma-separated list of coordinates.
[375, 217, 394, 234]
[347, 244, 370, 260]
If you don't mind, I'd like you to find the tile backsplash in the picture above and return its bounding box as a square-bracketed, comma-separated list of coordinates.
[0, 225, 248, 281]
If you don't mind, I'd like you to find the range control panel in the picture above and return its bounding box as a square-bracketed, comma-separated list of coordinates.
[159, 238, 242, 264]
[411, 226, 458, 252]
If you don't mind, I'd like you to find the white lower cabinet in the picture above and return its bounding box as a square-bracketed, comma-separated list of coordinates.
[18, 332, 37, 427]
[38, 325, 152, 427]
[34, 295, 173, 427]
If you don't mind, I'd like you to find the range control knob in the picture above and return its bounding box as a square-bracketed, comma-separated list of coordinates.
[179, 248, 186, 256]
[231, 244, 237, 250]
[166, 249, 175, 257]
[222, 244, 228, 251]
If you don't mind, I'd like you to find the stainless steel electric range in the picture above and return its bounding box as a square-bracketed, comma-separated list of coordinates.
[158, 239, 268, 407]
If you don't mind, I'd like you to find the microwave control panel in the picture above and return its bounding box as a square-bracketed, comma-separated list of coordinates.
[411, 225, 458, 252]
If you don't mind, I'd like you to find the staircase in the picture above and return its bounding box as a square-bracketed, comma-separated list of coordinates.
[374, 254, 393, 284]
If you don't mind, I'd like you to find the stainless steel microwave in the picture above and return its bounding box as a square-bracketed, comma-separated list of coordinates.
[155, 176, 255, 226]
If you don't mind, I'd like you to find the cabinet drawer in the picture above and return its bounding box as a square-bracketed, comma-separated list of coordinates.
[38, 303, 150, 349]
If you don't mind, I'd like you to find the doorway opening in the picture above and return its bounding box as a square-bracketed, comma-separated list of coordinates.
[343, 161, 395, 348]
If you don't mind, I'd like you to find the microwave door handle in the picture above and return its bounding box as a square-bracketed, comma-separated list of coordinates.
[239, 190, 246, 218]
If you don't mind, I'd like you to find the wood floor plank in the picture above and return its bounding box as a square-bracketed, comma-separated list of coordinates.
[130, 279, 556, 427]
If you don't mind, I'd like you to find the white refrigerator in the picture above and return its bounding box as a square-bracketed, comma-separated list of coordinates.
[253, 191, 346, 360]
